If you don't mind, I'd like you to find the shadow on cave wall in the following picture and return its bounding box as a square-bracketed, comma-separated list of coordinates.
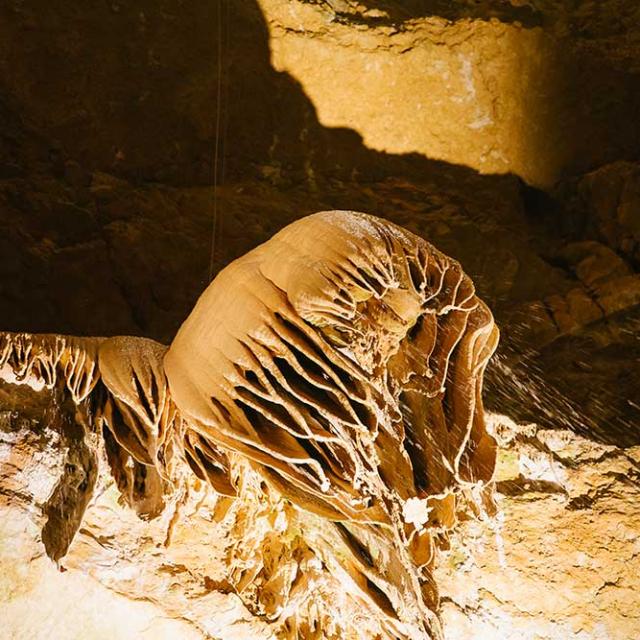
[0, 2, 482, 184]
[1, 0, 639, 446]
[0, 0, 534, 328]
[2, 1, 638, 197]
[0, 0, 517, 186]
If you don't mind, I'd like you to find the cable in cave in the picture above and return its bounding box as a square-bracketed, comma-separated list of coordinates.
[208, 0, 227, 282]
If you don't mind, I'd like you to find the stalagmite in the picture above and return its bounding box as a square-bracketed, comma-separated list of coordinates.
[0, 211, 498, 639]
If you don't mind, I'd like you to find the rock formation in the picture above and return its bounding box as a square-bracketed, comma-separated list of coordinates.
[2, 1, 640, 638]
[437, 414, 640, 639]
[1, 211, 499, 639]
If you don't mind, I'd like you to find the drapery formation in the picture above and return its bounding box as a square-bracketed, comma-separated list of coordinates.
[0, 211, 498, 639]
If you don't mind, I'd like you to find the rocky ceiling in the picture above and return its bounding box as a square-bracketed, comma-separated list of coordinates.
[0, 0, 639, 638]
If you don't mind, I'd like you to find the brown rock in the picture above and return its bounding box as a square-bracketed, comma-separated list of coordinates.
[580, 162, 640, 262]
[594, 274, 640, 317]
[1, 212, 501, 639]
[259, 0, 640, 187]
[561, 241, 631, 287]
[436, 414, 640, 640]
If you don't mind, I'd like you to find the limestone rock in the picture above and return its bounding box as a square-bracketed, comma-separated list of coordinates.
[2, 1, 640, 187]
[579, 161, 640, 264]
[436, 414, 640, 640]
[1, 211, 500, 639]
[258, 0, 640, 187]
[3, 388, 639, 639]
[166, 210, 500, 637]
[0, 1, 639, 637]
[0, 383, 271, 640]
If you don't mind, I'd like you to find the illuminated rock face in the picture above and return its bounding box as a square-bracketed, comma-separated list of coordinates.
[261, 0, 557, 186]
[3, 1, 639, 190]
[1, 211, 498, 639]
[436, 415, 640, 640]
[257, 0, 640, 188]
[165, 210, 499, 637]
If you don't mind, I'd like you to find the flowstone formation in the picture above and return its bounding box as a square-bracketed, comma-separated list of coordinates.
[0, 211, 499, 639]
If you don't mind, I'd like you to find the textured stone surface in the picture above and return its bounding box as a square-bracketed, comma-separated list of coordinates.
[436, 414, 640, 640]
[1, 0, 640, 637]
[1, 0, 639, 187]
[259, 0, 640, 187]
[492, 161, 640, 446]
[0, 383, 270, 640]
[0, 210, 502, 639]
[3, 383, 639, 639]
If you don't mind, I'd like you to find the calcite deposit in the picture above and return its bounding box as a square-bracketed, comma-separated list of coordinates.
[3, 383, 639, 639]
[2, 1, 640, 638]
[437, 414, 640, 640]
[1, 211, 499, 639]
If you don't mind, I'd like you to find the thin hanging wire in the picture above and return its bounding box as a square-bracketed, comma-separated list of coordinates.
[208, 0, 225, 282]
[220, 0, 231, 187]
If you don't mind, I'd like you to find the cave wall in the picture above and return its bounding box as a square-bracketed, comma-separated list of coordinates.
[1, 2, 640, 638]
[2, 0, 639, 189]
[2, 382, 639, 639]
[1, 0, 640, 444]
[2, 0, 639, 188]
[0, 0, 441, 185]
[259, 0, 640, 188]
[0, 0, 270, 184]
